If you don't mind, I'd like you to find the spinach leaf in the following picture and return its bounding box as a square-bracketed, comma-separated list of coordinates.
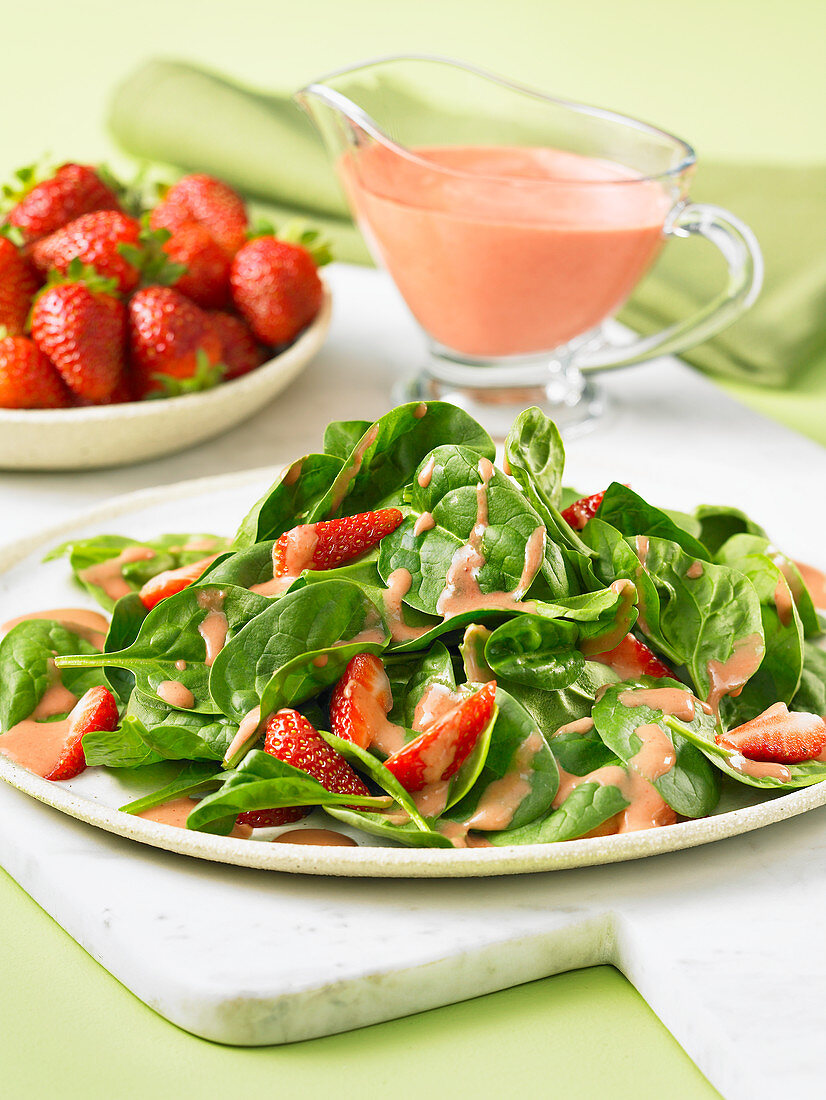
[232, 453, 344, 548]
[490, 782, 629, 845]
[485, 616, 583, 690]
[716, 534, 805, 722]
[549, 721, 621, 775]
[309, 402, 495, 520]
[0, 620, 108, 731]
[55, 584, 271, 715]
[792, 643, 826, 714]
[185, 750, 390, 835]
[209, 579, 388, 722]
[386, 641, 457, 728]
[693, 504, 767, 556]
[503, 661, 619, 737]
[200, 540, 278, 590]
[596, 483, 710, 561]
[82, 715, 163, 768]
[460, 624, 495, 683]
[323, 419, 372, 460]
[119, 761, 225, 815]
[593, 681, 720, 817]
[503, 406, 565, 509]
[323, 806, 453, 847]
[46, 533, 230, 610]
[103, 593, 148, 703]
[445, 687, 558, 831]
[378, 444, 546, 615]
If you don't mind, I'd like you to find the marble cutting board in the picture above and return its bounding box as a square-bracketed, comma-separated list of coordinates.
[2, 264, 826, 1100]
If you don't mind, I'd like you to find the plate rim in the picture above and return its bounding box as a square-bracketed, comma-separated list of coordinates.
[1, 466, 825, 879]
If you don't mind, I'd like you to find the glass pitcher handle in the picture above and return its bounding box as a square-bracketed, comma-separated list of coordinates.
[575, 202, 764, 373]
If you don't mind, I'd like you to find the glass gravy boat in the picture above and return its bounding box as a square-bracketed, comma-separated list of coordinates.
[296, 55, 763, 434]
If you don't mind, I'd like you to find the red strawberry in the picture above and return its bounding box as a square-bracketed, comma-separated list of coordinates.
[163, 221, 232, 308]
[384, 681, 497, 792]
[230, 237, 323, 345]
[31, 211, 142, 294]
[275, 509, 403, 580]
[44, 685, 119, 782]
[30, 275, 126, 402]
[0, 237, 40, 334]
[0, 333, 71, 408]
[330, 653, 400, 752]
[237, 708, 370, 828]
[150, 174, 248, 256]
[138, 556, 219, 610]
[562, 490, 606, 530]
[6, 164, 120, 243]
[718, 703, 826, 764]
[209, 310, 265, 379]
[592, 634, 673, 680]
[128, 286, 223, 396]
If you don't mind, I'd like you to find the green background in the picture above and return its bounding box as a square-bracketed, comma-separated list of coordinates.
[1, 0, 824, 1095]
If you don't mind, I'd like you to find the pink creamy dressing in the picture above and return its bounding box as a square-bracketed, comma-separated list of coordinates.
[175, 659, 187, 671]
[634, 535, 650, 567]
[552, 720, 678, 833]
[618, 687, 709, 723]
[135, 796, 253, 838]
[580, 579, 636, 657]
[464, 731, 544, 830]
[225, 705, 262, 761]
[283, 460, 303, 486]
[555, 717, 595, 736]
[436, 456, 544, 619]
[342, 667, 406, 755]
[726, 754, 792, 782]
[686, 561, 704, 580]
[250, 525, 318, 596]
[179, 538, 217, 552]
[79, 545, 156, 602]
[412, 681, 466, 732]
[0, 667, 80, 777]
[313, 654, 329, 668]
[773, 576, 795, 628]
[706, 633, 764, 716]
[381, 568, 431, 643]
[413, 511, 435, 536]
[417, 455, 436, 489]
[329, 424, 379, 514]
[157, 680, 194, 709]
[414, 780, 451, 818]
[196, 589, 229, 666]
[273, 828, 358, 846]
[413, 403, 428, 419]
[794, 560, 826, 609]
[340, 144, 668, 358]
[1, 607, 109, 649]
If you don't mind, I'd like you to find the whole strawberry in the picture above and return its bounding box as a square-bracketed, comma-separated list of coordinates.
[0, 237, 40, 335]
[150, 174, 248, 256]
[230, 237, 323, 346]
[128, 285, 223, 396]
[31, 211, 142, 294]
[31, 268, 126, 402]
[163, 221, 231, 308]
[209, 310, 265, 379]
[0, 332, 71, 408]
[5, 164, 120, 243]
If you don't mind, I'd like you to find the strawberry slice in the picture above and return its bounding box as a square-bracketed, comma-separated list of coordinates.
[591, 633, 673, 680]
[274, 508, 403, 579]
[561, 490, 606, 531]
[44, 685, 119, 782]
[138, 556, 218, 610]
[237, 708, 370, 828]
[329, 653, 406, 753]
[717, 703, 826, 764]
[384, 681, 497, 793]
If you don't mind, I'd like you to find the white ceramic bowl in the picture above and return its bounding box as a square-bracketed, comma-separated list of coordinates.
[0, 287, 332, 471]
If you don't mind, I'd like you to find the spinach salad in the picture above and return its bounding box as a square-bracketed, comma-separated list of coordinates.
[2, 400, 825, 850]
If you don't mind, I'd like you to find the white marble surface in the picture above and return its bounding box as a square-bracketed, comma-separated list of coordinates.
[2, 263, 826, 1099]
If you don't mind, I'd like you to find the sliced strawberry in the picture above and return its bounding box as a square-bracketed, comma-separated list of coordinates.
[44, 686, 119, 782]
[138, 555, 218, 610]
[237, 708, 370, 828]
[329, 653, 398, 751]
[384, 681, 497, 793]
[718, 703, 826, 764]
[561, 490, 606, 531]
[592, 634, 673, 680]
[274, 508, 403, 580]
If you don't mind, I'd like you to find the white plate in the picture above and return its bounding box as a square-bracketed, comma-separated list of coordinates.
[0, 289, 331, 471]
[0, 466, 824, 879]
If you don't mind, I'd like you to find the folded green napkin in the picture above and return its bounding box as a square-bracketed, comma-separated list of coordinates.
[108, 59, 826, 387]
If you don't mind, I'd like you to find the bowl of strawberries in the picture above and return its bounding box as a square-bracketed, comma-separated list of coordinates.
[0, 164, 332, 469]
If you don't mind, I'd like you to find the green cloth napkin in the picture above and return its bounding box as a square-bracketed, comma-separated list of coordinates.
[108, 59, 826, 387]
